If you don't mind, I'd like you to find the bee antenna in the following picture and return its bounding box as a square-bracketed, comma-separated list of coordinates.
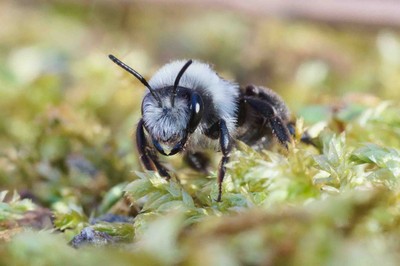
[171, 59, 193, 107]
[108, 54, 162, 106]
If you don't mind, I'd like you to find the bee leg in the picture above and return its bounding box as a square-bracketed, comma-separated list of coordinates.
[217, 119, 233, 202]
[147, 152, 171, 180]
[244, 97, 291, 149]
[136, 119, 171, 179]
[184, 152, 211, 174]
[136, 119, 154, 170]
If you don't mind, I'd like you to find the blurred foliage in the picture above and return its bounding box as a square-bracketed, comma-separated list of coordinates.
[1, 1, 400, 265]
[0, 191, 37, 224]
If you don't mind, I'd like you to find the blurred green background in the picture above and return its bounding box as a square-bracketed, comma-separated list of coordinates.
[1, 0, 400, 211]
[2, 2, 400, 265]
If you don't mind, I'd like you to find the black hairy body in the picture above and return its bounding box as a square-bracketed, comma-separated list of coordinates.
[109, 55, 292, 201]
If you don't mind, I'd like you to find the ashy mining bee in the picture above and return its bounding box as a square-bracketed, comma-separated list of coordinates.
[109, 55, 292, 201]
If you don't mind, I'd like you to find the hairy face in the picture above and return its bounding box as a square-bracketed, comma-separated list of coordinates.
[142, 93, 190, 147]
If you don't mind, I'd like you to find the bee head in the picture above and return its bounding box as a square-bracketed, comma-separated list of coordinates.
[109, 55, 199, 155]
[141, 87, 191, 155]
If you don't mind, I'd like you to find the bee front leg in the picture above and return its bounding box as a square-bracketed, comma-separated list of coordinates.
[136, 119, 171, 179]
[217, 119, 233, 202]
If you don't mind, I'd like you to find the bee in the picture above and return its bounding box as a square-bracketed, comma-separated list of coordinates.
[109, 55, 292, 201]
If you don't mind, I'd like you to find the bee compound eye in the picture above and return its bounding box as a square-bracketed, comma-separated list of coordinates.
[188, 92, 203, 133]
